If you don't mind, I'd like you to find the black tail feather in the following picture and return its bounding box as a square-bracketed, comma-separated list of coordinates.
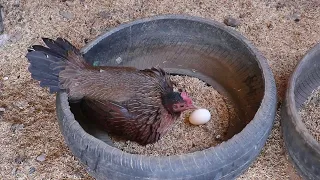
[29, 45, 65, 59]
[43, 37, 81, 56]
[25, 37, 81, 93]
[42, 38, 67, 56]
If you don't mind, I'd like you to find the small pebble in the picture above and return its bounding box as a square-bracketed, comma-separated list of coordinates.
[36, 154, 46, 162]
[0, 107, 5, 112]
[224, 16, 241, 27]
[292, 13, 301, 22]
[288, 13, 301, 22]
[275, 2, 285, 10]
[215, 134, 221, 140]
[11, 167, 18, 175]
[0, 34, 10, 47]
[10, 123, 24, 133]
[9, 31, 23, 43]
[98, 11, 111, 19]
[59, 11, 74, 20]
[3, 76, 8, 80]
[14, 155, 25, 164]
[13, 101, 28, 110]
[65, 1, 74, 7]
[90, 27, 97, 35]
[29, 167, 36, 174]
[266, 22, 273, 29]
[239, 12, 251, 18]
[99, 27, 111, 33]
[13, 0, 20, 7]
[74, 171, 84, 178]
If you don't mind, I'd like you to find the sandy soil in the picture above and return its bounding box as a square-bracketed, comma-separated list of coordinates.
[299, 86, 320, 142]
[1, 0, 320, 179]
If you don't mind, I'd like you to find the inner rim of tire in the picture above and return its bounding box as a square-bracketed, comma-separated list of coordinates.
[70, 17, 265, 147]
[291, 47, 320, 110]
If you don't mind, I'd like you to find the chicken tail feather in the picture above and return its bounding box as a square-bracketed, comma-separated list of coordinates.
[25, 37, 86, 93]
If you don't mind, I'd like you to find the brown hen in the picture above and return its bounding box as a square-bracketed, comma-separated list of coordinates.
[26, 38, 195, 145]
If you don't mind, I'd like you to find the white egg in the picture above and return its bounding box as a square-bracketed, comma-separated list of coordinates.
[189, 109, 211, 125]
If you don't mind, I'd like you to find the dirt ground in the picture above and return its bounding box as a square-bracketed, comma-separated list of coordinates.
[0, 0, 319, 179]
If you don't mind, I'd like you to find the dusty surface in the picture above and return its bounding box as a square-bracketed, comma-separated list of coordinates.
[1, 0, 320, 179]
[112, 75, 234, 156]
[299, 86, 320, 142]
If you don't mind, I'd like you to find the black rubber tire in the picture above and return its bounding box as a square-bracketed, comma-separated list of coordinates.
[281, 42, 320, 180]
[55, 15, 277, 180]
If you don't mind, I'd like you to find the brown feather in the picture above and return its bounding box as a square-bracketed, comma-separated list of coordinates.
[68, 64, 179, 145]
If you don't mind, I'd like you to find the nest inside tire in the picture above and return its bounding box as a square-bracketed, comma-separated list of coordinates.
[281, 42, 320, 180]
[56, 15, 277, 180]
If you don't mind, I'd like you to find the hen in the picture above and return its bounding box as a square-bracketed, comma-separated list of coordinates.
[26, 38, 195, 145]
